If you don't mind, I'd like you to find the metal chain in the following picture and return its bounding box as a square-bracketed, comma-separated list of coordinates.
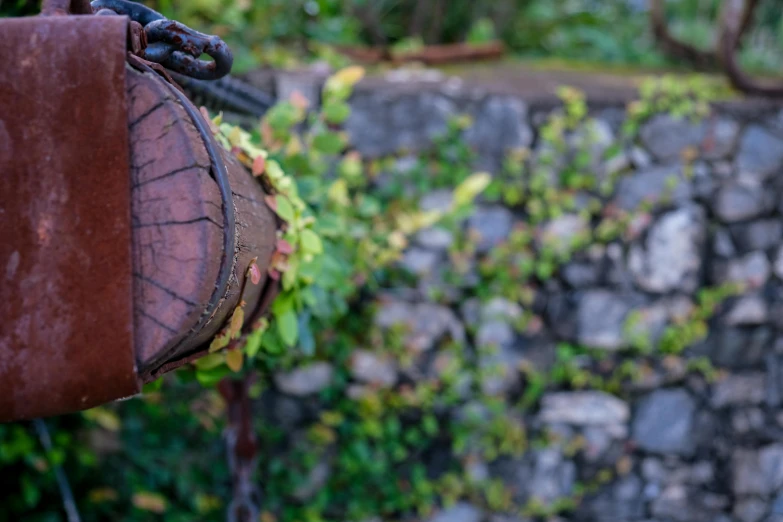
[91, 0, 233, 80]
[219, 376, 262, 522]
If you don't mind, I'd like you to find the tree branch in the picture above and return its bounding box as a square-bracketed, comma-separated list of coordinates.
[649, 0, 718, 70]
[717, 0, 783, 97]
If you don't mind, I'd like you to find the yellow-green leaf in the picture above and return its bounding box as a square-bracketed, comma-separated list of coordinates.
[397, 210, 442, 234]
[265, 159, 285, 180]
[324, 66, 365, 98]
[194, 493, 222, 514]
[195, 365, 230, 387]
[83, 407, 121, 432]
[195, 352, 225, 370]
[322, 100, 351, 124]
[132, 492, 167, 514]
[228, 306, 245, 340]
[300, 229, 323, 254]
[327, 178, 350, 206]
[225, 349, 243, 372]
[227, 127, 243, 148]
[244, 328, 264, 359]
[453, 172, 491, 207]
[277, 309, 298, 347]
[312, 131, 345, 154]
[209, 330, 230, 353]
[274, 196, 295, 222]
[88, 488, 118, 504]
[338, 152, 362, 180]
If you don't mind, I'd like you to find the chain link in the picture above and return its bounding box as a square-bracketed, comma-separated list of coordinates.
[90, 0, 233, 80]
[219, 376, 262, 522]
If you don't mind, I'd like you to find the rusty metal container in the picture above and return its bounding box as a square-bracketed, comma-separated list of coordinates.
[0, 14, 279, 422]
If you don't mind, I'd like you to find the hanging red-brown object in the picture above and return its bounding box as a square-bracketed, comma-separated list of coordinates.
[0, 3, 280, 422]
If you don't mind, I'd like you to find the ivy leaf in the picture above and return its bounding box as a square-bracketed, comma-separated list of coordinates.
[312, 131, 346, 155]
[132, 492, 167, 514]
[298, 312, 315, 356]
[316, 213, 346, 237]
[338, 151, 363, 181]
[330, 65, 365, 88]
[262, 328, 285, 355]
[266, 195, 295, 222]
[225, 349, 243, 372]
[289, 90, 310, 111]
[300, 229, 323, 254]
[21, 476, 40, 507]
[195, 365, 231, 387]
[82, 407, 121, 432]
[142, 377, 163, 394]
[252, 155, 266, 177]
[265, 159, 285, 181]
[357, 195, 381, 217]
[195, 352, 224, 370]
[282, 257, 299, 290]
[322, 100, 351, 124]
[265, 102, 301, 134]
[227, 127, 243, 148]
[324, 65, 365, 101]
[249, 261, 262, 285]
[453, 172, 491, 207]
[276, 238, 294, 255]
[244, 329, 264, 359]
[208, 330, 230, 353]
[275, 196, 296, 222]
[200, 107, 219, 134]
[396, 210, 442, 234]
[228, 306, 245, 339]
[327, 178, 350, 206]
[277, 309, 299, 347]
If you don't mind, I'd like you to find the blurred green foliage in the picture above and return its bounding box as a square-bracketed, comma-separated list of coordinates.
[0, 0, 40, 16]
[3, 0, 782, 74]
[0, 1, 771, 519]
[0, 69, 741, 521]
[133, 0, 783, 74]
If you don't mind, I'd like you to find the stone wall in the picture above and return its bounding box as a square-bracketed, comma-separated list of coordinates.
[260, 68, 783, 522]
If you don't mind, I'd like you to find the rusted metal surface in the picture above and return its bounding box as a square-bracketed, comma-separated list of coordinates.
[40, 0, 92, 16]
[0, 15, 139, 422]
[0, 4, 279, 421]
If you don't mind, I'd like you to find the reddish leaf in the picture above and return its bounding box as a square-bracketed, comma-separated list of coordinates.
[252, 155, 266, 177]
[249, 262, 261, 285]
[276, 238, 294, 255]
[289, 90, 310, 111]
[264, 195, 277, 212]
[199, 107, 219, 134]
[271, 255, 291, 273]
[261, 121, 275, 148]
